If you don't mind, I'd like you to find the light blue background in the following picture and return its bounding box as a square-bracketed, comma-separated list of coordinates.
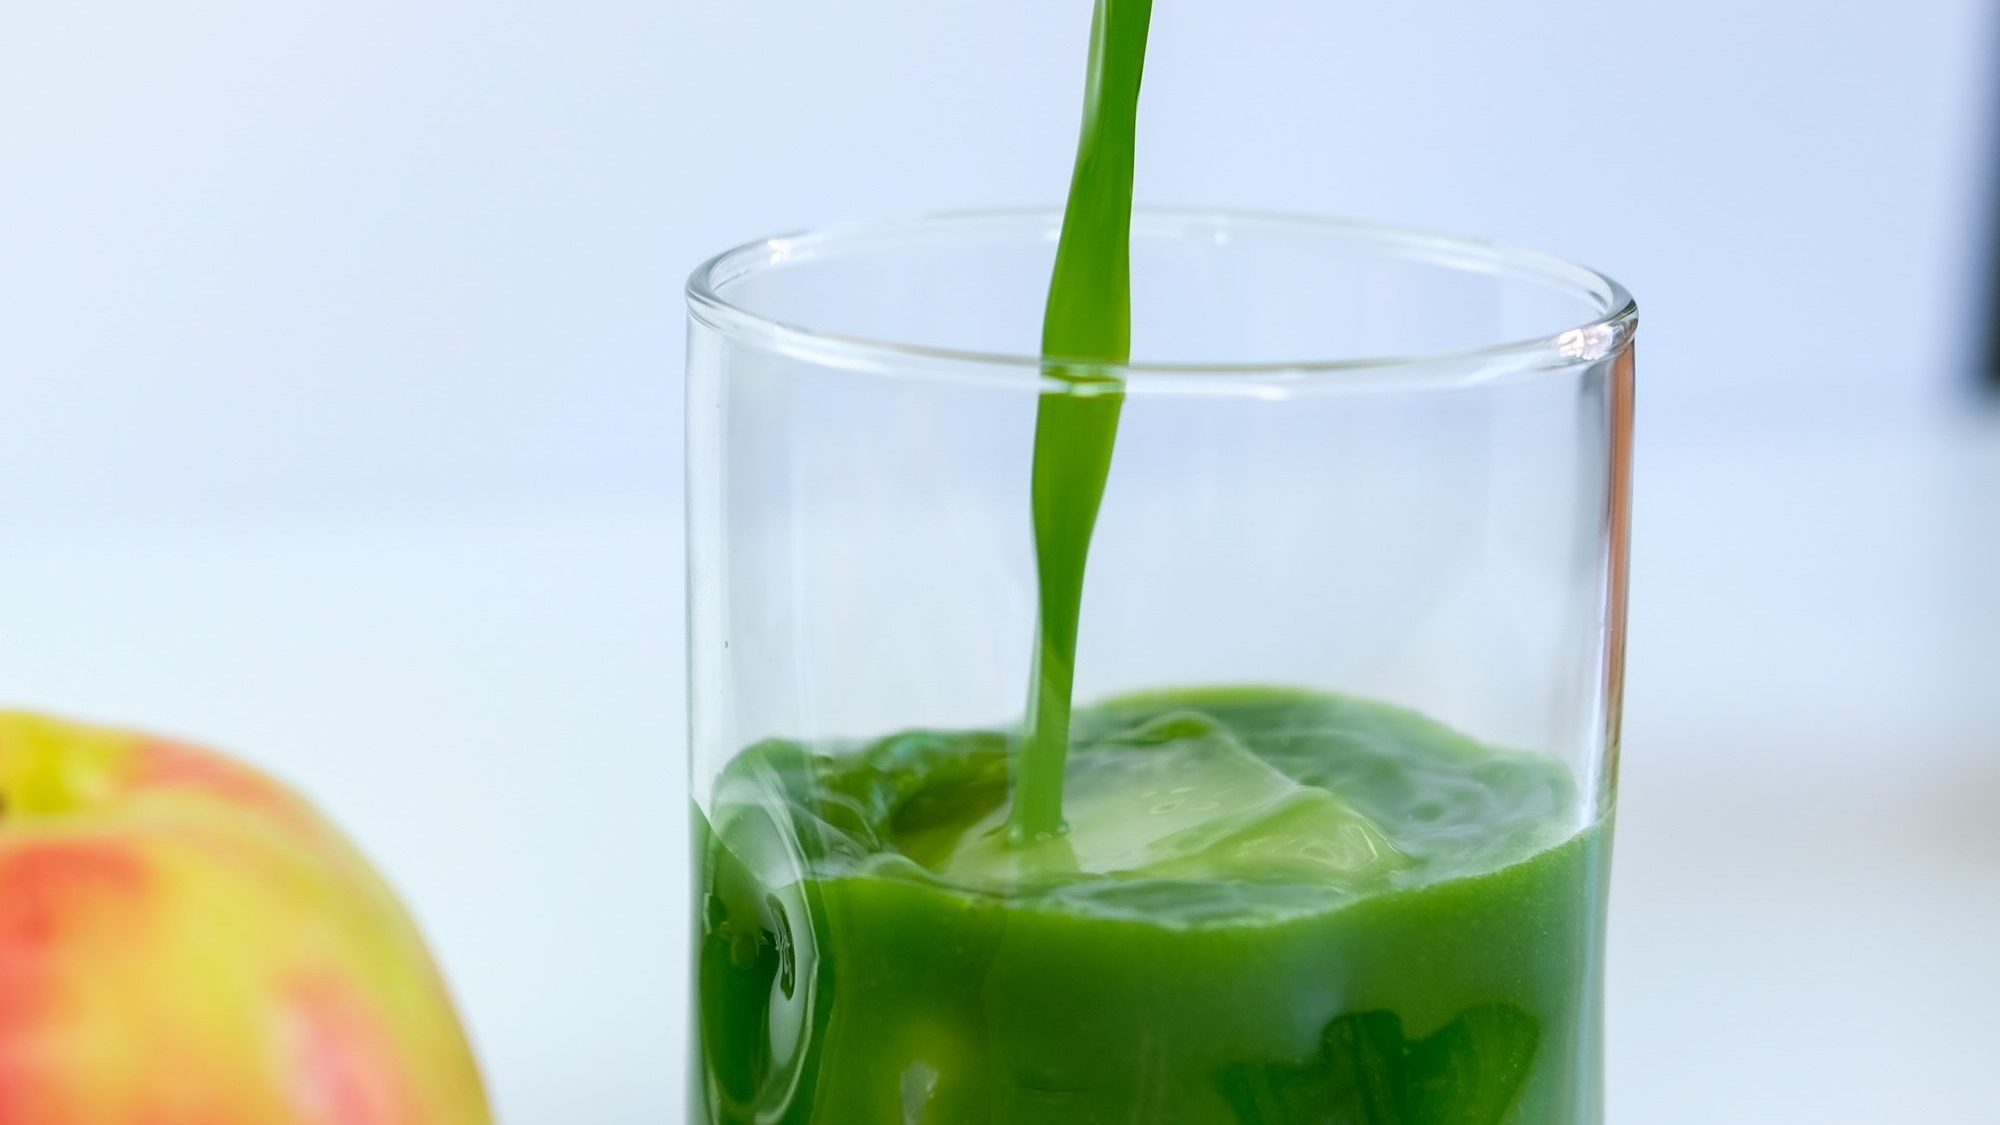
[2, 2, 1989, 529]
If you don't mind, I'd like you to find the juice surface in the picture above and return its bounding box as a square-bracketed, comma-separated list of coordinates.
[695, 687, 1609, 1124]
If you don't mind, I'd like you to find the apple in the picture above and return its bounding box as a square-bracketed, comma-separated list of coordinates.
[0, 712, 492, 1124]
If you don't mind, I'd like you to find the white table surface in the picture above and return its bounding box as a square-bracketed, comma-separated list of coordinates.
[2, 409, 1995, 1123]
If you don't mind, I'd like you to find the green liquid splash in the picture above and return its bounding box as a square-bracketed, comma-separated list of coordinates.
[1012, 0, 1155, 843]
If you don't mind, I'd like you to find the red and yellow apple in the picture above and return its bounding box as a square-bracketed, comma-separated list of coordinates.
[0, 712, 491, 1124]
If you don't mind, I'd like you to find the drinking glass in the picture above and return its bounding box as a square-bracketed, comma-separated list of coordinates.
[685, 209, 1636, 1124]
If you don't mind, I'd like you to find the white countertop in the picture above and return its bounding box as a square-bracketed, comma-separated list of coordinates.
[2, 409, 1995, 1122]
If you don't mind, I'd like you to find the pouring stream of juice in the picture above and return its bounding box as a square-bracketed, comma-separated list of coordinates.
[1012, 0, 1155, 843]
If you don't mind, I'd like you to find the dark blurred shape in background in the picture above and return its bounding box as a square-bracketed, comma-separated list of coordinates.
[1985, 10, 2000, 400]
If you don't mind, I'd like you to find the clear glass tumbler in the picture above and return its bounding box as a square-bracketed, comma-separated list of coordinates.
[685, 210, 1636, 1124]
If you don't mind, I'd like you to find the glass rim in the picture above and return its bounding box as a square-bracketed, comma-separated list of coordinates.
[685, 208, 1638, 397]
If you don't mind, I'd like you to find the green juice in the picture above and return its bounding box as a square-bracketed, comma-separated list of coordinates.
[694, 1, 1609, 1120]
[696, 688, 1607, 1122]
[1015, 0, 1151, 843]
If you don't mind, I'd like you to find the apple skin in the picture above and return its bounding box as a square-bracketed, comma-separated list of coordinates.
[0, 713, 492, 1125]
